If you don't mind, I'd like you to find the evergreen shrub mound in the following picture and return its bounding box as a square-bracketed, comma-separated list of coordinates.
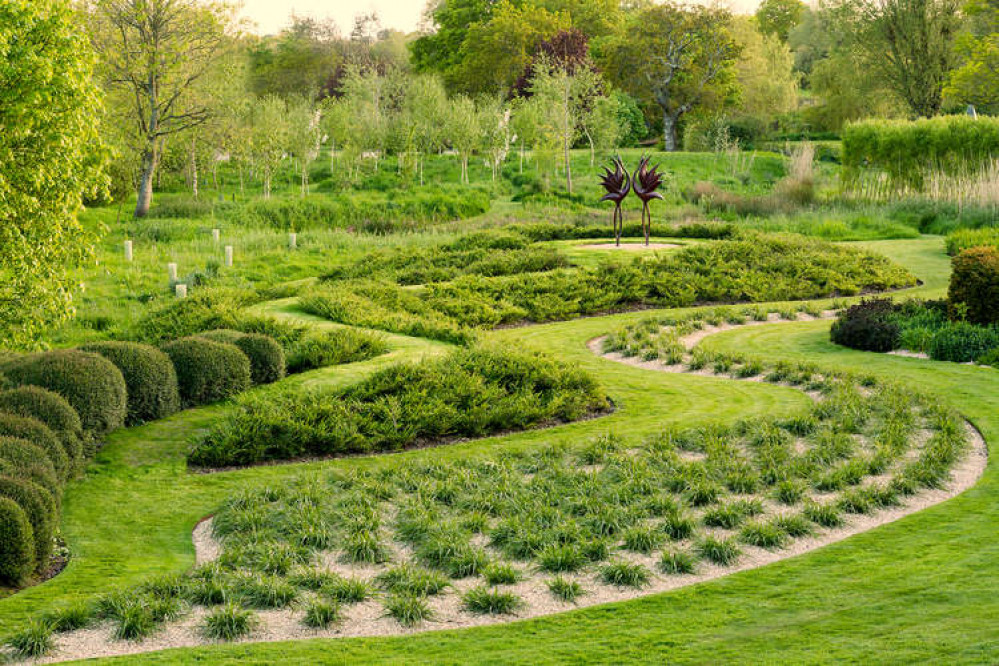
[80, 342, 181, 425]
[0, 497, 34, 584]
[160, 338, 251, 407]
[948, 246, 999, 325]
[0, 476, 55, 571]
[0, 351, 127, 437]
[0, 437, 60, 500]
[285, 329, 387, 374]
[0, 387, 83, 466]
[130, 288, 255, 345]
[0, 414, 70, 481]
[198, 330, 285, 385]
[830, 299, 900, 352]
[188, 346, 610, 468]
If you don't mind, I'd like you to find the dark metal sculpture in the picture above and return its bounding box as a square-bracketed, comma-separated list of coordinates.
[598, 156, 631, 246]
[632, 155, 664, 246]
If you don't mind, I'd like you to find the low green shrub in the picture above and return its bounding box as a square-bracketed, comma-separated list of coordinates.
[0, 496, 34, 584]
[946, 228, 999, 255]
[3, 617, 54, 657]
[201, 603, 256, 641]
[285, 329, 387, 373]
[302, 598, 340, 628]
[189, 346, 609, 468]
[80, 342, 181, 424]
[462, 586, 522, 614]
[948, 246, 999, 325]
[0, 387, 83, 468]
[928, 322, 999, 363]
[0, 414, 70, 481]
[0, 436, 61, 499]
[130, 288, 257, 345]
[0, 350, 127, 437]
[0, 476, 55, 572]
[598, 561, 651, 588]
[199, 331, 285, 385]
[161, 338, 252, 407]
[546, 575, 583, 602]
[383, 593, 434, 626]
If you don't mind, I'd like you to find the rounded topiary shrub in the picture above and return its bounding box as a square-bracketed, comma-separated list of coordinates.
[161, 338, 251, 406]
[0, 497, 34, 584]
[80, 341, 181, 425]
[0, 414, 69, 481]
[0, 387, 84, 465]
[0, 437, 60, 502]
[949, 246, 999, 325]
[0, 476, 55, 572]
[829, 298, 900, 352]
[200, 330, 286, 385]
[0, 350, 127, 437]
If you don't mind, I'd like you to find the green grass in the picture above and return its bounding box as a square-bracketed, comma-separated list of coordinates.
[0, 235, 995, 663]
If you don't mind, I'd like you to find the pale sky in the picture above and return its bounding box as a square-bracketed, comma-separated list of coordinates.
[238, 0, 762, 37]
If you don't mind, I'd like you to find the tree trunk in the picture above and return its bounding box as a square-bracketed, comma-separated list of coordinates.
[134, 143, 158, 218]
[190, 150, 199, 199]
[519, 144, 524, 173]
[663, 112, 679, 152]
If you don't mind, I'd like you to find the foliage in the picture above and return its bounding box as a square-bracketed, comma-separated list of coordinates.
[0, 414, 70, 482]
[842, 116, 999, 190]
[830, 299, 901, 353]
[0, 497, 34, 585]
[80, 342, 181, 424]
[160, 337, 251, 407]
[755, 0, 806, 42]
[0, 476, 55, 577]
[946, 228, 999, 255]
[0, 351, 127, 437]
[0, 437, 61, 500]
[0, 0, 106, 348]
[188, 345, 609, 467]
[198, 331, 286, 385]
[600, 2, 740, 150]
[928, 322, 999, 362]
[948, 246, 999, 325]
[0, 387, 83, 467]
[2, 617, 54, 657]
[130, 288, 257, 345]
[285, 329, 387, 374]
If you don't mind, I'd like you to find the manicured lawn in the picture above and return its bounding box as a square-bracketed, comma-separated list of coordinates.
[1, 235, 994, 664]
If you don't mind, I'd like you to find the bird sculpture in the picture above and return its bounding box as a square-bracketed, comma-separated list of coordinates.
[598, 156, 631, 246]
[632, 155, 664, 246]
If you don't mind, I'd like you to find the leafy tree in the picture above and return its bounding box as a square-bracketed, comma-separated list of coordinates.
[582, 96, 623, 164]
[863, 0, 962, 117]
[478, 98, 512, 181]
[732, 17, 799, 117]
[248, 16, 340, 99]
[612, 91, 648, 146]
[405, 76, 449, 184]
[538, 0, 624, 38]
[450, 1, 568, 95]
[85, 0, 236, 217]
[448, 96, 480, 184]
[285, 97, 322, 197]
[510, 97, 544, 172]
[756, 0, 807, 41]
[0, 0, 106, 348]
[945, 0, 999, 113]
[248, 96, 290, 198]
[600, 3, 741, 151]
[513, 28, 595, 97]
[411, 0, 495, 79]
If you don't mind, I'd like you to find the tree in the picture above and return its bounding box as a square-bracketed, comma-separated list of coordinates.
[0, 0, 106, 348]
[448, 96, 480, 184]
[756, 0, 807, 42]
[247, 16, 340, 99]
[405, 76, 449, 185]
[944, 0, 999, 113]
[248, 96, 290, 198]
[479, 99, 512, 181]
[863, 0, 962, 117]
[85, 0, 236, 218]
[529, 59, 601, 192]
[285, 97, 322, 197]
[513, 28, 595, 97]
[411, 0, 495, 79]
[732, 17, 799, 117]
[450, 1, 568, 95]
[600, 3, 741, 151]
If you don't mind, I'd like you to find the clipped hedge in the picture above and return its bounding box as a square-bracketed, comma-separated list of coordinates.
[80, 341, 181, 424]
[0, 350, 127, 437]
[0, 414, 70, 482]
[161, 338, 252, 407]
[948, 246, 999, 325]
[0, 476, 54, 573]
[286, 329, 388, 373]
[198, 330, 285, 385]
[0, 437, 60, 502]
[843, 115, 999, 188]
[0, 387, 83, 465]
[0, 497, 34, 584]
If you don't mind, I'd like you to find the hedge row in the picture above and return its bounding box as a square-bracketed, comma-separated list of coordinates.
[843, 115, 999, 188]
[0, 387, 83, 584]
[188, 346, 610, 468]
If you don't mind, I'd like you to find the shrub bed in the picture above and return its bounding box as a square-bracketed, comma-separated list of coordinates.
[80, 342, 181, 425]
[0, 437, 60, 500]
[188, 346, 610, 468]
[285, 329, 388, 374]
[160, 338, 252, 407]
[0, 414, 70, 482]
[946, 228, 999, 256]
[0, 476, 55, 572]
[0, 351, 127, 437]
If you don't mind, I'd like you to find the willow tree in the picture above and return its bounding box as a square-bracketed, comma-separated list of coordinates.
[0, 0, 106, 347]
[85, 0, 235, 217]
